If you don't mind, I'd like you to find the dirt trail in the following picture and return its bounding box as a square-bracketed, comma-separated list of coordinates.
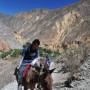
[0, 58, 20, 89]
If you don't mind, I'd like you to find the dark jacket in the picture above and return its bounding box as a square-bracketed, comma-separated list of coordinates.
[22, 44, 39, 63]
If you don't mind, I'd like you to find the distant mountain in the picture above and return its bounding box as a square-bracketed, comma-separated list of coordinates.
[0, 14, 21, 51]
[0, 0, 90, 51]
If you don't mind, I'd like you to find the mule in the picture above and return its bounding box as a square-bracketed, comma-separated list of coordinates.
[16, 57, 55, 90]
[38, 68, 55, 90]
[22, 66, 55, 90]
[22, 66, 40, 90]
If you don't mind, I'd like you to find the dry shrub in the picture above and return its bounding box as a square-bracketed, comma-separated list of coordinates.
[57, 41, 88, 78]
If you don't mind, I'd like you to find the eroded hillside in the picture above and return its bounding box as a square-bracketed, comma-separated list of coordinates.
[0, 0, 90, 52]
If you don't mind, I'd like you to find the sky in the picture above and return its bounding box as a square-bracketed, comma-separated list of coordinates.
[0, 0, 80, 15]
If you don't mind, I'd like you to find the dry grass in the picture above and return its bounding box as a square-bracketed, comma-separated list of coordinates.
[57, 41, 88, 79]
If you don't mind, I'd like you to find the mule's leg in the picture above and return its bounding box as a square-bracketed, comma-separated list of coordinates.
[28, 83, 36, 90]
[18, 84, 22, 90]
[45, 74, 53, 90]
[24, 85, 27, 90]
[23, 82, 28, 90]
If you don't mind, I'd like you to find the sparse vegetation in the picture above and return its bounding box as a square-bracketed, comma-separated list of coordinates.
[10, 49, 21, 57]
[63, 2, 80, 11]
[39, 47, 61, 58]
[57, 42, 88, 79]
[0, 49, 21, 59]
[0, 50, 12, 58]
[0, 47, 61, 59]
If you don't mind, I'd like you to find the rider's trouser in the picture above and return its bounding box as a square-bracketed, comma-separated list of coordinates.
[18, 63, 26, 83]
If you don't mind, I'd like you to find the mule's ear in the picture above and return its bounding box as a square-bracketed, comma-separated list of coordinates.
[49, 68, 56, 74]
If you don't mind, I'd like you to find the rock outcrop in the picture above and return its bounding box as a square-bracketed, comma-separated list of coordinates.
[0, 0, 90, 51]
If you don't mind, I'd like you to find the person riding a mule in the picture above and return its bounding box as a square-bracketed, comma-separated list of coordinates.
[16, 39, 40, 85]
[14, 39, 55, 90]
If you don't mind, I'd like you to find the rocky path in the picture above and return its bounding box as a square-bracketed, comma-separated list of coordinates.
[52, 55, 90, 90]
[0, 58, 19, 89]
[1, 56, 90, 90]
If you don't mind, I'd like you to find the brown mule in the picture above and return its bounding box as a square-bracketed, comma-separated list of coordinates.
[39, 68, 55, 90]
[22, 65, 55, 90]
[22, 66, 40, 90]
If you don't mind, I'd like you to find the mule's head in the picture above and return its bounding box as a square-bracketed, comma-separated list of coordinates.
[38, 68, 55, 90]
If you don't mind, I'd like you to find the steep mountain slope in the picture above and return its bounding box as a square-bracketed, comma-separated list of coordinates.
[0, 20, 21, 50]
[0, 0, 90, 51]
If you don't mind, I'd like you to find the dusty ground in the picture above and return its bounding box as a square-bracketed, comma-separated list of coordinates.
[0, 57, 20, 89]
[1, 55, 90, 90]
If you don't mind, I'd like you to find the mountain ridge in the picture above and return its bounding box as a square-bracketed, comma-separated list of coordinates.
[0, 0, 90, 51]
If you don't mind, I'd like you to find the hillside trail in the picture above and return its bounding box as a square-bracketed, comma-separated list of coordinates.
[1, 55, 90, 90]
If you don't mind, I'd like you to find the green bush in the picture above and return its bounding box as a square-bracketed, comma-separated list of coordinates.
[0, 50, 12, 58]
[39, 47, 61, 58]
[0, 49, 21, 59]
[0, 47, 61, 59]
[10, 49, 21, 57]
